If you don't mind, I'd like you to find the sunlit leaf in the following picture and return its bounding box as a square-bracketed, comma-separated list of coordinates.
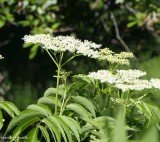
[25, 127, 38, 142]
[39, 125, 50, 142]
[42, 118, 61, 142]
[72, 96, 96, 117]
[59, 115, 81, 142]
[11, 117, 40, 141]
[66, 103, 91, 118]
[0, 111, 3, 130]
[5, 110, 43, 134]
[38, 96, 62, 107]
[3, 101, 20, 115]
[44, 87, 64, 97]
[27, 104, 52, 116]
[0, 101, 15, 118]
[48, 116, 69, 142]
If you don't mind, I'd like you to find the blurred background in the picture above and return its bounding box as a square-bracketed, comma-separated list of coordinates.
[0, 0, 160, 110]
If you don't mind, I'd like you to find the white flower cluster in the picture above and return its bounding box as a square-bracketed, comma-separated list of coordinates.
[116, 69, 146, 83]
[0, 54, 4, 59]
[87, 70, 116, 84]
[97, 48, 134, 65]
[23, 34, 134, 64]
[150, 78, 160, 89]
[87, 69, 160, 92]
[23, 34, 101, 58]
[115, 79, 152, 92]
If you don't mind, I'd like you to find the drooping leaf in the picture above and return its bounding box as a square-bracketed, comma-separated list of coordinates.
[54, 115, 74, 142]
[93, 116, 115, 129]
[65, 116, 81, 134]
[10, 117, 40, 141]
[5, 110, 43, 134]
[38, 96, 62, 107]
[82, 118, 102, 131]
[27, 104, 52, 116]
[44, 88, 57, 96]
[81, 125, 95, 134]
[72, 96, 96, 117]
[137, 101, 152, 120]
[0, 102, 15, 118]
[3, 101, 20, 116]
[44, 86, 64, 97]
[39, 125, 50, 142]
[0, 111, 3, 130]
[66, 103, 91, 118]
[60, 115, 81, 142]
[42, 118, 61, 142]
[48, 116, 69, 142]
[25, 127, 38, 142]
[149, 104, 160, 122]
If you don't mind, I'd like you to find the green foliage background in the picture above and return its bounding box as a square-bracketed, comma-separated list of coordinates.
[0, 0, 160, 139]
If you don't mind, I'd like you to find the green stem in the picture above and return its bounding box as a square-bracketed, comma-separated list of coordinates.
[123, 93, 130, 121]
[55, 52, 63, 115]
[55, 65, 61, 115]
[106, 86, 111, 108]
[61, 54, 78, 67]
[60, 79, 67, 115]
[46, 49, 58, 67]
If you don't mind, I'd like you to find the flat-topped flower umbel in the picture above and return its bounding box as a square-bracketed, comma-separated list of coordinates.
[23, 34, 134, 65]
[87, 69, 160, 92]
[23, 34, 101, 58]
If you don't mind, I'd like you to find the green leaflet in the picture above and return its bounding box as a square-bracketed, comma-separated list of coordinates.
[39, 125, 50, 142]
[66, 103, 91, 118]
[65, 116, 81, 134]
[54, 115, 74, 142]
[72, 96, 96, 117]
[44, 88, 57, 96]
[38, 96, 62, 107]
[137, 101, 152, 120]
[10, 117, 40, 142]
[149, 104, 160, 123]
[25, 127, 38, 142]
[59, 115, 81, 142]
[5, 110, 43, 134]
[93, 116, 115, 129]
[81, 117, 109, 134]
[0, 111, 3, 130]
[3, 101, 20, 116]
[48, 116, 69, 142]
[44, 87, 65, 97]
[81, 125, 95, 134]
[42, 118, 61, 142]
[82, 118, 103, 131]
[27, 104, 52, 116]
[0, 102, 15, 118]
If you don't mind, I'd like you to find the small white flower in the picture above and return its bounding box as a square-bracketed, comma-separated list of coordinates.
[0, 54, 4, 59]
[87, 70, 116, 84]
[150, 78, 160, 89]
[115, 69, 146, 83]
[87, 69, 152, 92]
[23, 34, 101, 58]
[115, 79, 152, 92]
